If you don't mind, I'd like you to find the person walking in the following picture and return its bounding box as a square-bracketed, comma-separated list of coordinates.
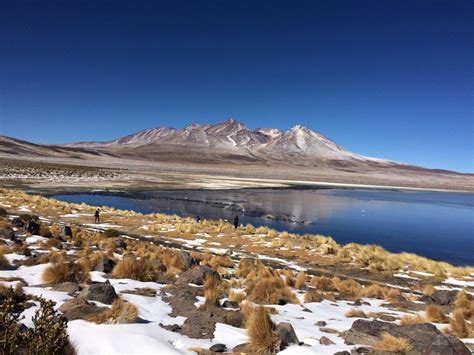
[196, 215, 201, 223]
[233, 215, 239, 229]
[94, 208, 100, 224]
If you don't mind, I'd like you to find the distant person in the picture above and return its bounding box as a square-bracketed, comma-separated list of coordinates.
[94, 209, 100, 224]
[196, 215, 201, 223]
[233, 215, 239, 229]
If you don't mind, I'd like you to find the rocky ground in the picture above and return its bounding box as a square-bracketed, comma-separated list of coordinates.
[0, 188, 473, 354]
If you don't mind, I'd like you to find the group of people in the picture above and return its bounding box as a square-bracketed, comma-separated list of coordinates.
[95, 208, 241, 229]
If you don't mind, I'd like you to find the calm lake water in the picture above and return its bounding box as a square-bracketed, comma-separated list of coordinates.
[52, 188, 474, 266]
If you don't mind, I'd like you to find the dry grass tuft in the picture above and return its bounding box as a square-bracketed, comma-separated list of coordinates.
[425, 305, 448, 323]
[0, 252, 11, 269]
[42, 261, 89, 284]
[447, 309, 470, 338]
[246, 306, 280, 355]
[454, 291, 473, 319]
[112, 258, 158, 281]
[399, 314, 426, 325]
[345, 309, 367, 318]
[228, 290, 246, 303]
[310, 276, 333, 291]
[87, 299, 138, 324]
[304, 290, 323, 303]
[247, 276, 299, 305]
[422, 284, 435, 296]
[295, 271, 307, 289]
[372, 332, 412, 353]
[203, 273, 221, 307]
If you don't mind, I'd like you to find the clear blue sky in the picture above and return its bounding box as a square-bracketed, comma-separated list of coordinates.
[0, 1, 472, 172]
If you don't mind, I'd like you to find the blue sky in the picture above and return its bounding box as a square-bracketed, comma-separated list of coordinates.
[0, 0, 472, 172]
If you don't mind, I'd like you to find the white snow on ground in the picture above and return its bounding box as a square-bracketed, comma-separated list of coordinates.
[393, 273, 419, 280]
[444, 277, 474, 288]
[25, 235, 48, 244]
[61, 213, 91, 218]
[410, 271, 434, 277]
[0, 263, 50, 286]
[84, 223, 122, 229]
[168, 237, 207, 247]
[257, 255, 307, 271]
[4, 253, 27, 263]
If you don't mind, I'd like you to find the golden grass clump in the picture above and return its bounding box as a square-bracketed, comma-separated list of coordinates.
[422, 284, 435, 296]
[454, 291, 473, 319]
[203, 273, 222, 307]
[425, 305, 448, 323]
[310, 276, 333, 291]
[295, 271, 307, 289]
[87, 299, 138, 324]
[345, 309, 367, 318]
[112, 258, 158, 281]
[42, 260, 90, 284]
[332, 277, 362, 299]
[363, 284, 388, 299]
[447, 309, 470, 338]
[399, 314, 426, 325]
[228, 290, 247, 303]
[372, 332, 412, 353]
[246, 306, 280, 355]
[304, 290, 323, 303]
[247, 276, 299, 305]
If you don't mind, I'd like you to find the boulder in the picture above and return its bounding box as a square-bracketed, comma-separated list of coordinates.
[175, 265, 219, 286]
[59, 297, 106, 320]
[11, 218, 24, 228]
[24, 221, 40, 235]
[334, 352, 351, 355]
[421, 290, 459, 306]
[113, 239, 127, 249]
[62, 226, 73, 238]
[0, 207, 7, 217]
[176, 250, 196, 270]
[233, 343, 251, 353]
[341, 319, 470, 355]
[315, 321, 327, 327]
[209, 344, 227, 353]
[0, 228, 15, 240]
[222, 300, 239, 309]
[319, 336, 335, 345]
[77, 282, 118, 304]
[275, 322, 300, 349]
[94, 258, 116, 273]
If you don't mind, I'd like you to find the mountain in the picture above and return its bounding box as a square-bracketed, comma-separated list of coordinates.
[64, 118, 399, 167]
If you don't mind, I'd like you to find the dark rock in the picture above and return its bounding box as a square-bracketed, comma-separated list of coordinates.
[278, 298, 288, 306]
[0, 207, 7, 216]
[149, 259, 166, 272]
[113, 239, 127, 249]
[176, 250, 196, 270]
[315, 321, 327, 327]
[0, 228, 15, 240]
[341, 319, 470, 355]
[275, 322, 300, 349]
[94, 258, 116, 273]
[334, 351, 351, 355]
[378, 314, 397, 322]
[222, 300, 239, 309]
[180, 308, 243, 339]
[24, 221, 40, 235]
[351, 347, 371, 354]
[159, 323, 181, 332]
[351, 299, 362, 306]
[59, 298, 106, 320]
[423, 289, 459, 306]
[209, 344, 227, 353]
[319, 336, 335, 345]
[175, 265, 219, 286]
[301, 307, 312, 313]
[52, 282, 80, 295]
[62, 226, 73, 238]
[78, 282, 118, 304]
[11, 218, 24, 228]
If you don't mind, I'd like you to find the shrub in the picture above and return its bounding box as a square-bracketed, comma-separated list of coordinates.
[112, 258, 158, 281]
[42, 261, 90, 285]
[24, 297, 71, 355]
[425, 305, 448, 323]
[0, 286, 23, 354]
[246, 306, 280, 354]
[204, 274, 221, 307]
[372, 332, 412, 353]
[86, 299, 138, 324]
[447, 309, 469, 338]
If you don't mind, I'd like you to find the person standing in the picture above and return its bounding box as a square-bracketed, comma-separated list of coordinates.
[94, 208, 100, 224]
[233, 215, 239, 229]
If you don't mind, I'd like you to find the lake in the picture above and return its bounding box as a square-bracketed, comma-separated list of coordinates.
[51, 188, 474, 266]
